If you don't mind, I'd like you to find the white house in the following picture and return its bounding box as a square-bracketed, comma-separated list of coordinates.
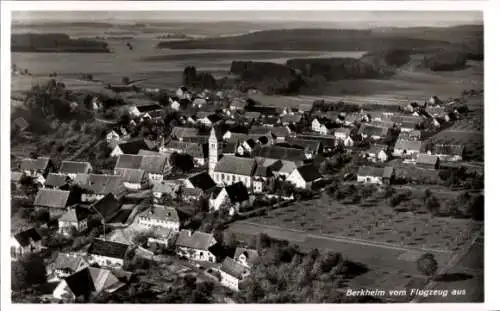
[137, 204, 180, 232]
[175, 230, 217, 262]
[106, 130, 121, 143]
[209, 182, 253, 215]
[364, 145, 389, 163]
[11, 228, 43, 260]
[212, 155, 256, 189]
[87, 239, 129, 269]
[219, 257, 250, 291]
[58, 207, 90, 236]
[334, 128, 352, 141]
[357, 166, 394, 185]
[311, 118, 322, 133]
[286, 164, 322, 189]
[393, 139, 422, 157]
[234, 248, 259, 269]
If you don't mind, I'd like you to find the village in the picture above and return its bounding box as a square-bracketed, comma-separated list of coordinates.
[10, 77, 484, 303]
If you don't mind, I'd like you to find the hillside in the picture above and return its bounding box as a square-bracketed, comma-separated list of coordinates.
[11, 33, 111, 53]
[157, 26, 482, 53]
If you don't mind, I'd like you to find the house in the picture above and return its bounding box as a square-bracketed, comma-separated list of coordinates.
[115, 168, 145, 190]
[230, 98, 248, 111]
[393, 139, 422, 157]
[286, 164, 322, 189]
[334, 128, 352, 141]
[212, 156, 256, 188]
[20, 157, 55, 178]
[142, 109, 164, 121]
[130, 103, 162, 118]
[11, 228, 43, 260]
[192, 98, 207, 108]
[416, 154, 440, 170]
[147, 227, 176, 247]
[171, 126, 199, 141]
[87, 239, 129, 269]
[280, 114, 302, 126]
[163, 140, 208, 166]
[52, 266, 123, 301]
[59, 161, 92, 176]
[185, 171, 217, 193]
[311, 118, 323, 133]
[181, 187, 204, 202]
[209, 182, 252, 215]
[223, 131, 249, 143]
[45, 173, 71, 189]
[295, 134, 337, 154]
[34, 189, 71, 217]
[254, 145, 306, 164]
[74, 174, 126, 202]
[49, 252, 89, 280]
[242, 111, 261, 123]
[269, 126, 291, 142]
[13, 116, 29, 131]
[197, 113, 223, 127]
[357, 124, 389, 140]
[115, 154, 166, 182]
[364, 144, 389, 163]
[170, 99, 181, 111]
[219, 257, 251, 291]
[357, 166, 394, 185]
[106, 130, 121, 144]
[110, 139, 153, 157]
[234, 247, 259, 269]
[285, 138, 321, 156]
[58, 206, 90, 236]
[88, 193, 122, 222]
[398, 130, 421, 141]
[11, 171, 24, 191]
[175, 230, 217, 262]
[152, 180, 183, 201]
[137, 204, 180, 232]
[432, 144, 464, 161]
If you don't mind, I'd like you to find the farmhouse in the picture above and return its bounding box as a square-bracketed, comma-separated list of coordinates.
[220, 257, 251, 291]
[175, 230, 217, 262]
[295, 134, 337, 154]
[364, 144, 389, 163]
[137, 204, 180, 232]
[20, 157, 55, 178]
[185, 171, 217, 193]
[34, 189, 71, 217]
[59, 161, 92, 175]
[334, 128, 352, 141]
[393, 139, 423, 157]
[234, 247, 259, 269]
[357, 124, 389, 140]
[115, 168, 145, 190]
[87, 239, 129, 269]
[110, 139, 154, 157]
[52, 266, 123, 301]
[49, 252, 89, 280]
[88, 193, 122, 222]
[357, 166, 394, 185]
[114, 154, 166, 182]
[212, 155, 256, 188]
[171, 126, 199, 141]
[432, 144, 464, 161]
[209, 182, 252, 215]
[286, 165, 322, 189]
[11, 228, 43, 260]
[416, 154, 440, 170]
[74, 174, 126, 202]
[45, 173, 70, 189]
[58, 206, 90, 236]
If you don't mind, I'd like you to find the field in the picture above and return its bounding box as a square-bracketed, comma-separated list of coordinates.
[244, 192, 481, 251]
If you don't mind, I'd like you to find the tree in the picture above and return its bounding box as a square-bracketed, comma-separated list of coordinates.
[170, 153, 194, 173]
[425, 196, 440, 215]
[11, 254, 47, 291]
[122, 76, 130, 85]
[416, 253, 438, 277]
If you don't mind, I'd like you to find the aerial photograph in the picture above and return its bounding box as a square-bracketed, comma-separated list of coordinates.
[9, 10, 484, 303]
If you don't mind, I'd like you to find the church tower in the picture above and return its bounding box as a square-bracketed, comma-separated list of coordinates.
[209, 127, 219, 177]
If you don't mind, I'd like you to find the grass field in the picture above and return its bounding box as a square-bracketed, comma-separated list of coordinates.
[245, 192, 481, 251]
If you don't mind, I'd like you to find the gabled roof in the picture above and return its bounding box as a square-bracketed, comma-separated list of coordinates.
[87, 239, 129, 259]
[249, 126, 271, 136]
[74, 174, 125, 196]
[358, 124, 389, 137]
[234, 247, 259, 267]
[138, 204, 179, 224]
[270, 126, 291, 138]
[433, 144, 464, 156]
[281, 114, 302, 124]
[254, 145, 304, 162]
[34, 189, 70, 209]
[254, 165, 273, 178]
[64, 266, 120, 297]
[358, 166, 394, 178]
[243, 111, 261, 120]
[223, 142, 237, 154]
[394, 139, 423, 152]
[152, 180, 182, 193]
[89, 193, 121, 222]
[187, 172, 216, 192]
[214, 155, 256, 176]
[46, 173, 70, 188]
[116, 139, 151, 155]
[136, 103, 162, 113]
[295, 134, 337, 148]
[140, 156, 167, 175]
[220, 257, 248, 279]
[20, 157, 51, 172]
[14, 228, 42, 247]
[416, 154, 440, 165]
[115, 168, 145, 183]
[366, 144, 388, 155]
[115, 154, 143, 170]
[53, 252, 86, 272]
[175, 230, 216, 250]
[230, 98, 248, 109]
[11, 171, 24, 183]
[226, 132, 250, 143]
[59, 206, 90, 223]
[171, 127, 199, 139]
[334, 127, 352, 135]
[398, 130, 421, 140]
[295, 165, 322, 182]
[60, 161, 92, 175]
[165, 140, 207, 159]
[224, 182, 250, 203]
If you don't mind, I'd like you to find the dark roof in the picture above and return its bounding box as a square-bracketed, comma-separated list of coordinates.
[53, 253, 85, 272]
[254, 165, 273, 178]
[89, 193, 122, 221]
[60, 161, 92, 174]
[226, 132, 250, 143]
[366, 144, 388, 155]
[254, 145, 304, 162]
[358, 166, 394, 178]
[136, 103, 162, 113]
[140, 156, 167, 175]
[246, 105, 279, 115]
[224, 182, 250, 203]
[286, 138, 321, 153]
[46, 173, 69, 188]
[87, 238, 129, 259]
[281, 114, 302, 124]
[20, 157, 51, 172]
[223, 142, 237, 154]
[416, 154, 439, 165]
[220, 257, 248, 279]
[14, 228, 42, 247]
[394, 139, 423, 152]
[270, 126, 291, 138]
[243, 111, 261, 120]
[175, 230, 216, 250]
[295, 165, 322, 182]
[117, 139, 151, 155]
[34, 189, 70, 209]
[64, 268, 96, 297]
[214, 155, 256, 176]
[249, 126, 271, 136]
[206, 114, 223, 123]
[230, 98, 247, 109]
[187, 172, 216, 192]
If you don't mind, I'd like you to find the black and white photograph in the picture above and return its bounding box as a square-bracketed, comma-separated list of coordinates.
[3, 4, 487, 306]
